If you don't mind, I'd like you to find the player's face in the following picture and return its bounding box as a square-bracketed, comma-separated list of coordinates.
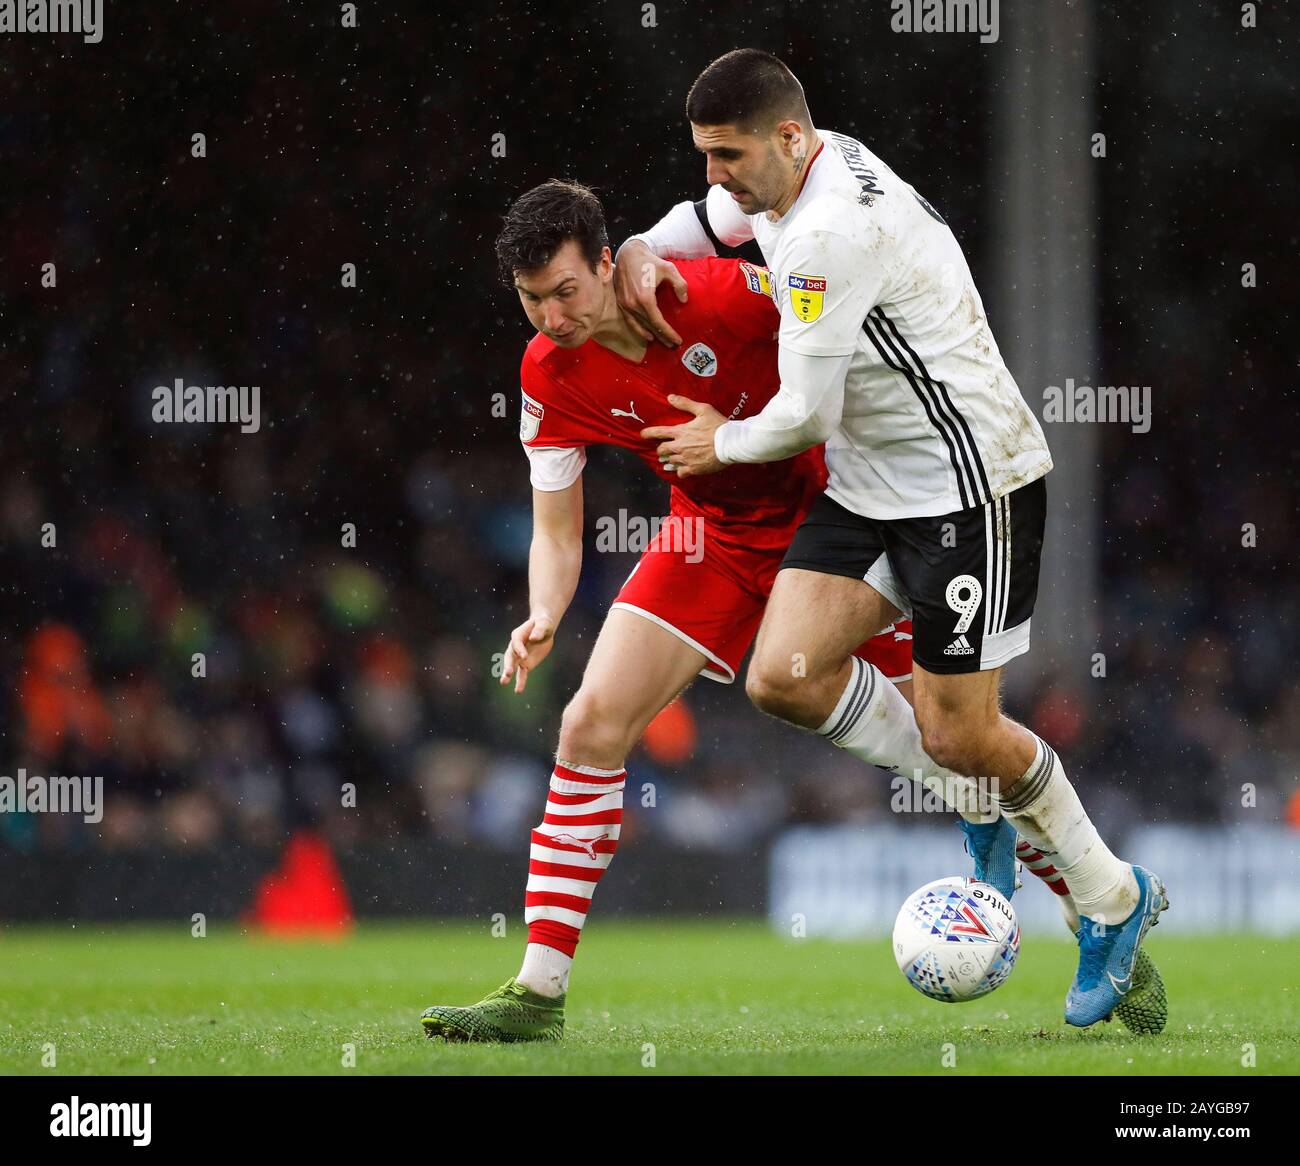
[514, 240, 613, 347]
[691, 121, 794, 214]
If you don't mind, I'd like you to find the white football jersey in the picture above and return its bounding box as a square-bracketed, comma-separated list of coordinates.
[703, 129, 1053, 520]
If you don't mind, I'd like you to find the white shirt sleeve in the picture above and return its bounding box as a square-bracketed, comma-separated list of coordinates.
[620, 186, 757, 260]
[713, 348, 852, 465]
[702, 183, 757, 247]
[778, 227, 886, 357]
[524, 445, 587, 491]
[619, 200, 714, 260]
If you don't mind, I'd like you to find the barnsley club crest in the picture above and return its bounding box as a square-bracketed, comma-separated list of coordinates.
[681, 342, 718, 377]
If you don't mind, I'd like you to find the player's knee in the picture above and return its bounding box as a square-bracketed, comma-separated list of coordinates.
[557, 690, 629, 762]
[919, 718, 985, 777]
[744, 660, 811, 720]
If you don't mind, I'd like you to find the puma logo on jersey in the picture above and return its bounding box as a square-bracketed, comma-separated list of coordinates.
[609, 401, 642, 422]
[549, 832, 607, 860]
[944, 634, 975, 656]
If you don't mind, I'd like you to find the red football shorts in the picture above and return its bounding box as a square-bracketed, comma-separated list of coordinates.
[611, 523, 912, 685]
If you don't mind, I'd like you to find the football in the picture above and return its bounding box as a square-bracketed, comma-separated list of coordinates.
[893, 877, 1020, 1003]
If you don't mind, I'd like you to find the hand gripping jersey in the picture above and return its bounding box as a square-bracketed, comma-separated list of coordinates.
[517, 256, 913, 684]
[520, 256, 827, 587]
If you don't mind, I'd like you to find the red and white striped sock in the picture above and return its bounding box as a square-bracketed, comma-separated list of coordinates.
[517, 760, 625, 997]
[1015, 837, 1081, 932]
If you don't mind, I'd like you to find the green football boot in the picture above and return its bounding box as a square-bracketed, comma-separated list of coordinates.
[1111, 946, 1168, 1035]
[420, 978, 565, 1043]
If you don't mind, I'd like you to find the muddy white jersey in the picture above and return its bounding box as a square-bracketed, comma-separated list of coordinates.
[696, 129, 1053, 519]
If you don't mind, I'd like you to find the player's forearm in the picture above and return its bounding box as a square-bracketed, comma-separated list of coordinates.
[714, 352, 851, 465]
[714, 406, 828, 464]
[620, 200, 715, 260]
[527, 534, 583, 628]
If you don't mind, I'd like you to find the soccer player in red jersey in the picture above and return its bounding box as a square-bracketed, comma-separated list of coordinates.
[420, 180, 955, 1043]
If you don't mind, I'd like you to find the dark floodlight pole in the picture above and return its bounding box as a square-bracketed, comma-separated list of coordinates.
[993, 0, 1101, 694]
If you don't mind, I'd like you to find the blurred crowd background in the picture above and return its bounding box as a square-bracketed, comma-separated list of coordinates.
[1, 1, 1295, 862]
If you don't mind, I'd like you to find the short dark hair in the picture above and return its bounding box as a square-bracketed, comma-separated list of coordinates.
[686, 49, 811, 130]
[495, 180, 609, 287]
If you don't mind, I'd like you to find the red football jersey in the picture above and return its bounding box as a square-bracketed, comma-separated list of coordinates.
[519, 257, 827, 562]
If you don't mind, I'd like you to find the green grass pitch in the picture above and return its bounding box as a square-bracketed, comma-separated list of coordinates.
[1, 920, 1295, 1076]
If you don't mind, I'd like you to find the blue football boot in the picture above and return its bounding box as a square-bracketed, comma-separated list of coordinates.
[1066, 864, 1169, 1028]
[957, 815, 1020, 901]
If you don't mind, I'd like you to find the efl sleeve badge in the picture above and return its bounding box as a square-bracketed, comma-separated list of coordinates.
[520, 390, 544, 441]
[739, 260, 775, 301]
[788, 272, 827, 322]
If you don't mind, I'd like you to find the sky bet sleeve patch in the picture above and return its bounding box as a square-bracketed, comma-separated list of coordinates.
[739, 259, 774, 301]
[788, 272, 827, 322]
[520, 390, 544, 442]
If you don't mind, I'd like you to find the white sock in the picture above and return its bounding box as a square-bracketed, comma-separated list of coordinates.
[998, 735, 1138, 926]
[816, 656, 996, 824]
[518, 943, 572, 998]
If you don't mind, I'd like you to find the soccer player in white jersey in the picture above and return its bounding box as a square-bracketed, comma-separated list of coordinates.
[615, 49, 1168, 1033]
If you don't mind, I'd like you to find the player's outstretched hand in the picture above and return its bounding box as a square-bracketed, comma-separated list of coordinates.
[641, 395, 727, 478]
[501, 617, 555, 694]
[614, 240, 687, 348]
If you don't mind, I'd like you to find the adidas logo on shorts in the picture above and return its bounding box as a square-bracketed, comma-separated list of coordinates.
[944, 634, 975, 657]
